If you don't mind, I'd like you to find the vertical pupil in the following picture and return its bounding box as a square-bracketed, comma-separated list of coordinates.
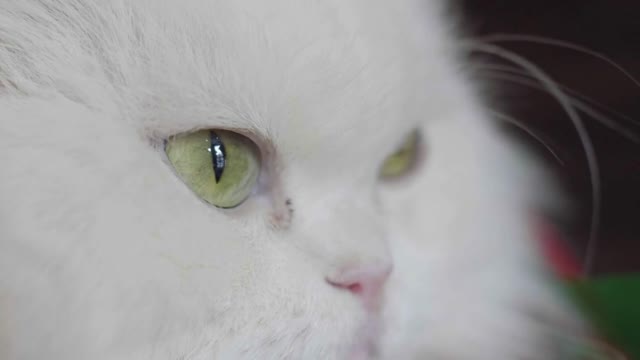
[210, 131, 226, 183]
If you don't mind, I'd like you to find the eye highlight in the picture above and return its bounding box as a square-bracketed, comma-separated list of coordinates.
[165, 130, 260, 208]
[379, 130, 420, 179]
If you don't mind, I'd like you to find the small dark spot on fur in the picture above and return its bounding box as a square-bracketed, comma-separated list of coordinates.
[285, 199, 294, 215]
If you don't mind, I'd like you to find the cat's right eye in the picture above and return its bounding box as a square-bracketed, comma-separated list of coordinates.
[165, 129, 260, 209]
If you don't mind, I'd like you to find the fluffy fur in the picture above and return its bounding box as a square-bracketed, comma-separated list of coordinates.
[0, 0, 581, 359]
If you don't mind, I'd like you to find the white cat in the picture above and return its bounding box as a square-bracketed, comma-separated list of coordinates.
[0, 0, 583, 359]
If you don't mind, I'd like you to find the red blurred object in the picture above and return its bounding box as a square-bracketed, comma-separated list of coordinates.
[535, 220, 582, 280]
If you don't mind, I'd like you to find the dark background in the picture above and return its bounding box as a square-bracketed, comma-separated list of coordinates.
[460, 1, 640, 274]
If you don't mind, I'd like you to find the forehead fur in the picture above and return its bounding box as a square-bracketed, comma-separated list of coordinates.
[0, 0, 477, 188]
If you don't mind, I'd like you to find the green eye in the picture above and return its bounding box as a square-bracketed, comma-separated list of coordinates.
[380, 130, 420, 179]
[165, 130, 260, 208]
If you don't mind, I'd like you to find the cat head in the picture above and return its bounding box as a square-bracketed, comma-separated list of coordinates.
[0, 0, 568, 358]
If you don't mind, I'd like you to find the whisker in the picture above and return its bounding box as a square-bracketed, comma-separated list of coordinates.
[480, 71, 640, 142]
[475, 63, 640, 128]
[490, 110, 566, 166]
[462, 40, 601, 276]
[477, 33, 640, 88]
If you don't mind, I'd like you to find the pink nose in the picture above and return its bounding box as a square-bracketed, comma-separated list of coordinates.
[326, 262, 393, 308]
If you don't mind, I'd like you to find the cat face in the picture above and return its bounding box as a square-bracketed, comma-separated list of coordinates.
[0, 0, 575, 359]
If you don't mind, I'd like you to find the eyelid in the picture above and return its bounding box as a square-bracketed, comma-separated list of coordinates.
[153, 126, 261, 166]
[145, 112, 257, 145]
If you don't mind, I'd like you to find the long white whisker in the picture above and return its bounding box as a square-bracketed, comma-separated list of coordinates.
[463, 40, 601, 276]
[490, 110, 565, 166]
[477, 63, 640, 128]
[481, 71, 640, 142]
[477, 33, 640, 88]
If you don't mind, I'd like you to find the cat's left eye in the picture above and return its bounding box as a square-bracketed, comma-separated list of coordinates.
[379, 130, 420, 179]
[165, 129, 260, 208]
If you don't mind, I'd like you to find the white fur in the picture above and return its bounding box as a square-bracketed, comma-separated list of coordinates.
[0, 1, 581, 359]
